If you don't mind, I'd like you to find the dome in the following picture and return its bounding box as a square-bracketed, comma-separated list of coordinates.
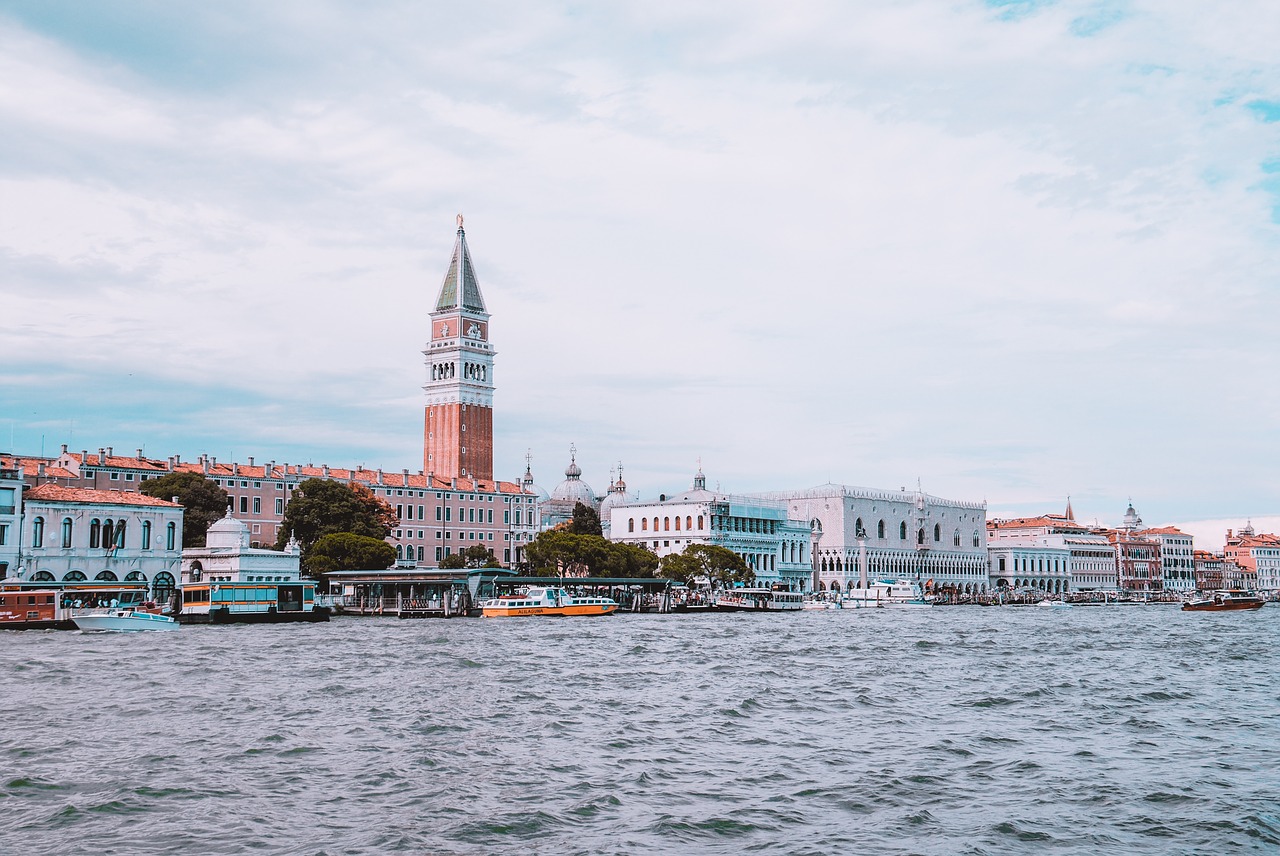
[206, 508, 250, 550]
[599, 490, 628, 520]
[550, 445, 594, 505]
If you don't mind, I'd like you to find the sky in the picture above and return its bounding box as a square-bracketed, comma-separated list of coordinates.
[1, 1, 1278, 549]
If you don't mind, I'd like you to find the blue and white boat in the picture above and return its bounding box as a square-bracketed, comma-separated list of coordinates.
[75, 608, 179, 632]
[840, 579, 932, 609]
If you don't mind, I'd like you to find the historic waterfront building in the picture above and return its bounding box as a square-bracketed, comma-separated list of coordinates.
[609, 469, 815, 591]
[987, 507, 1117, 591]
[0, 463, 22, 581]
[987, 538, 1073, 594]
[15, 484, 184, 602]
[1224, 524, 1280, 591]
[181, 510, 302, 587]
[764, 484, 988, 596]
[1136, 525, 1196, 591]
[423, 215, 496, 482]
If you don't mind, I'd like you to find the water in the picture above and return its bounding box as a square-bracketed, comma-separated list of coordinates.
[2, 607, 1279, 855]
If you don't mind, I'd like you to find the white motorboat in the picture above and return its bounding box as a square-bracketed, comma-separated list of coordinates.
[714, 588, 804, 612]
[1036, 599, 1072, 609]
[802, 594, 842, 610]
[74, 609, 179, 632]
[840, 579, 933, 609]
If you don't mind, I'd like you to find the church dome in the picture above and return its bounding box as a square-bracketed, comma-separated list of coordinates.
[550, 445, 594, 504]
[206, 508, 250, 550]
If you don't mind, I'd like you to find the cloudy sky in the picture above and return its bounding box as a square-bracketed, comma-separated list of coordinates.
[2, 1, 1278, 546]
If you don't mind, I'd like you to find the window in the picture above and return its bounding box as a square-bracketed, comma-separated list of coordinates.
[110, 472, 119, 480]
[397, 504, 404, 518]
[973, 530, 980, 548]
[125, 473, 134, 481]
[664, 517, 670, 531]
[254, 481, 261, 488]
[900, 521, 908, 540]
[32, 517, 44, 549]
[686, 516, 692, 530]
[166, 522, 176, 551]
[418, 505, 424, 520]
[487, 509, 492, 523]
[253, 497, 261, 514]
[276, 498, 283, 515]
[856, 517, 863, 537]
[674, 517, 681, 531]
[141, 520, 152, 550]
[445, 508, 452, 522]
[953, 529, 961, 547]
[697, 515, 704, 529]
[417, 546, 424, 562]
[102, 520, 115, 549]
[240, 496, 248, 514]
[62, 518, 73, 548]
[933, 524, 941, 543]
[0, 525, 5, 546]
[629, 518, 635, 533]
[90, 518, 102, 548]
[469, 508, 475, 523]
[878, 520, 885, 539]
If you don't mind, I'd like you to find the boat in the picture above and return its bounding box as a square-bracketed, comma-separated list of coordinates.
[713, 588, 804, 612]
[177, 580, 329, 624]
[1036, 599, 1072, 609]
[74, 608, 179, 632]
[0, 588, 77, 631]
[480, 587, 618, 617]
[802, 593, 842, 610]
[1181, 591, 1265, 612]
[840, 579, 933, 609]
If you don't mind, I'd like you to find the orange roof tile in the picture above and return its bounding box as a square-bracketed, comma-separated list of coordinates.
[25, 484, 181, 507]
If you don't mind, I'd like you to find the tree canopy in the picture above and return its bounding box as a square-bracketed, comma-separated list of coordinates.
[305, 533, 396, 576]
[138, 472, 229, 547]
[524, 531, 658, 577]
[568, 501, 603, 536]
[274, 479, 398, 554]
[659, 544, 753, 587]
[440, 544, 502, 570]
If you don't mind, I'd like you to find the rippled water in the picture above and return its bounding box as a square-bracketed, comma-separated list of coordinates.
[3, 606, 1279, 855]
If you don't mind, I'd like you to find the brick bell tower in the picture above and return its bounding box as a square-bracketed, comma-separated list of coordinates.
[423, 214, 495, 481]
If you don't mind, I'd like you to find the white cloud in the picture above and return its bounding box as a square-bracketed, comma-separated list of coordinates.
[2, 1, 1279, 517]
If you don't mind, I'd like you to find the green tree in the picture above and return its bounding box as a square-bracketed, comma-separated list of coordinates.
[660, 544, 752, 587]
[305, 533, 396, 575]
[439, 545, 501, 570]
[274, 479, 398, 553]
[524, 531, 657, 578]
[568, 501, 603, 536]
[439, 552, 466, 570]
[138, 471, 230, 547]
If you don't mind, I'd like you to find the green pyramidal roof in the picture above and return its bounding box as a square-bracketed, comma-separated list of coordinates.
[435, 227, 487, 313]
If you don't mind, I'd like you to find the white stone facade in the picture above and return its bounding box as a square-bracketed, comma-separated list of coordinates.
[181, 510, 302, 585]
[761, 485, 988, 595]
[987, 537, 1073, 593]
[17, 485, 184, 601]
[1139, 528, 1196, 591]
[610, 472, 814, 591]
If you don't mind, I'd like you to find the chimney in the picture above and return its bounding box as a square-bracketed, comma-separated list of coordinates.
[267, 461, 274, 478]
[38, 462, 46, 477]
[451, 478, 457, 489]
[232, 462, 239, 476]
[247, 456, 254, 468]
[322, 465, 330, 478]
[107, 446, 113, 457]
[60, 444, 67, 455]
[99, 447, 106, 462]
[377, 469, 384, 485]
[136, 448, 143, 459]
[173, 453, 180, 464]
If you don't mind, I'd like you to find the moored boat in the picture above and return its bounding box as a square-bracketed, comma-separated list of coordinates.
[1181, 591, 1265, 612]
[714, 588, 804, 612]
[1036, 599, 1072, 609]
[840, 579, 932, 609]
[0, 588, 77, 631]
[480, 587, 618, 617]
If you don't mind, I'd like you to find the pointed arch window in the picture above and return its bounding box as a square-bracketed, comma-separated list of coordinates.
[933, 524, 941, 543]
[878, 520, 885, 539]
[953, 529, 961, 547]
[900, 521, 907, 540]
[973, 530, 980, 548]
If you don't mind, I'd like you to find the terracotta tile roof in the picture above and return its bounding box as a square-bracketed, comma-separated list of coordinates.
[1137, 526, 1188, 536]
[988, 515, 1084, 530]
[25, 484, 181, 507]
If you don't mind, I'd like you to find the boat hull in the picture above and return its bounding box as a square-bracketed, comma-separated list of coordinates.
[177, 606, 332, 624]
[74, 611, 179, 632]
[1181, 600, 1264, 612]
[482, 603, 617, 617]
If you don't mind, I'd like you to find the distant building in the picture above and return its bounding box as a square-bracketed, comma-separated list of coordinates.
[1224, 524, 1280, 591]
[610, 469, 815, 592]
[762, 484, 988, 596]
[1104, 530, 1161, 592]
[987, 537, 1072, 594]
[987, 505, 1116, 591]
[1136, 526, 1196, 591]
[16, 484, 184, 602]
[0, 463, 22, 580]
[180, 510, 302, 587]
[1193, 550, 1229, 590]
[538, 446, 600, 530]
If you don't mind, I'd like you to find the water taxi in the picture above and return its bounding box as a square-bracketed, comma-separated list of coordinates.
[713, 588, 804, 612]
[74, 608, 178, 632]
[1181, 591, 1265, 612]
[841, 579, 932, 609]
[480, 587, 618, 617]
[0, 588, 77, 631]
